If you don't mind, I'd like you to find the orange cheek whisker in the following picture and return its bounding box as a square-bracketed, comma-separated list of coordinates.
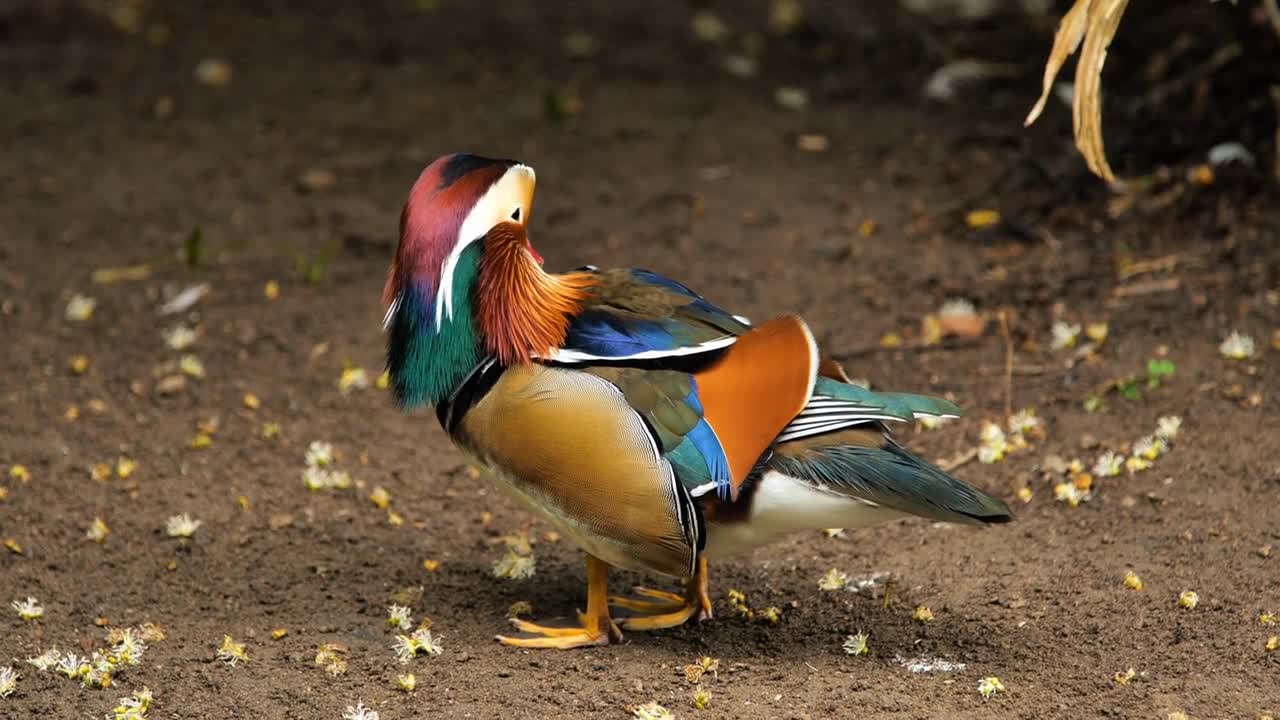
[526, 243, 544, 265]
[477, 227, 592, 365]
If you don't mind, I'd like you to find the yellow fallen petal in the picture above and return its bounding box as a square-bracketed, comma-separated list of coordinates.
[1187, 164, 1214, 186]
[195, 58, 232, 86]
[965, 209, 1001, 229]
[86, 517, 110, 543]
[338, 366, 370, 393]
[115, 457, 137, 479]
[921, 314, 943, 346]
[1123, 570, 1144, 591]
[179, 355, 205, 378]
[1085, 322, 1109, 344]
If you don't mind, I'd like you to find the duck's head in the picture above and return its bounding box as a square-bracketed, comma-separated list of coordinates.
[384, 154, 543, 325]
[383, 154, 592, 405]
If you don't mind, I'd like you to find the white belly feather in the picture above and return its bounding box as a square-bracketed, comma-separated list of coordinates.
[702, 470, 903, 558]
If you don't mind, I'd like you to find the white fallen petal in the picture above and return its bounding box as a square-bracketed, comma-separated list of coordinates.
[1207, 142, 1255, 167]
[159, 284, 210, 314]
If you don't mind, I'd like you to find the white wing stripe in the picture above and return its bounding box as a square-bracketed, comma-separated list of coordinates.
[777, 421, 862, 443]
[542, 335, 736, 364]
[785, 414, 900, 428]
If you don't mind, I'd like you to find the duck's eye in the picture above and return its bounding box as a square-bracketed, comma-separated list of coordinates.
[510, 207, 521, 221]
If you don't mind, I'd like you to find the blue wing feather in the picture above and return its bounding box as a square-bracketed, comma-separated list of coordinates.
[679, 379, 732, 497]
[563, 311, 679, 356]
[548, 269, 747, 363]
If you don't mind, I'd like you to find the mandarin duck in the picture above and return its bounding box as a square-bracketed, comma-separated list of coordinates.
[382, 153, 1013, 649]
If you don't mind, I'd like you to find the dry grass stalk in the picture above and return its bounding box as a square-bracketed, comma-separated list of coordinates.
[1025, 0, 1132, 183]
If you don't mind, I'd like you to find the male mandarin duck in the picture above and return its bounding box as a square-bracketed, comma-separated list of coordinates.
[382, 153, 1013, 649]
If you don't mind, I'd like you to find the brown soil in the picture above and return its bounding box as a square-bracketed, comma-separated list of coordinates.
[2, 2, 1278, 718]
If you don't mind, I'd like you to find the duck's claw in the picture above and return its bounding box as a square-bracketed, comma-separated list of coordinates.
[609, 586, 685, 614]
[495, 555, 622, 649]
[610, 557, 714, 631]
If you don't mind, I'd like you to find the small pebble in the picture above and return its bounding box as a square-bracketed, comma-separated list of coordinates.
[195, 58, 232, 86]
[296, 168, 336, 192]
[774, 86, 808, 111]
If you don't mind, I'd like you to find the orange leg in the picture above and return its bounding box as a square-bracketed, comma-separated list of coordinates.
[609, 556, 713, 631]
[496, 555, 623, 649]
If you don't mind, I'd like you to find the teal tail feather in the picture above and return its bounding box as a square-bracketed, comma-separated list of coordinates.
[770, 436, 1013, 526]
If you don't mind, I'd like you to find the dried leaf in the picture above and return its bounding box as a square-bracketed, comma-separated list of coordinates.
[1025, 0, 1132, 183]
[1024, 0, 1093, 128]
[1074, 0, 1129, 182]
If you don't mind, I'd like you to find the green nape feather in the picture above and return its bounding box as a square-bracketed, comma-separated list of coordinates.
[812, 376, 963, 421]
[386, 243, 485, 408]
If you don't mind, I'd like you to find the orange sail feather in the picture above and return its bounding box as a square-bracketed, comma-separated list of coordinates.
[693, 315, 817, 500]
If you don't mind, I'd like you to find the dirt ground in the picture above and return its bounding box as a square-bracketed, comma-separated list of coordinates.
[2, 1, 1278, 718]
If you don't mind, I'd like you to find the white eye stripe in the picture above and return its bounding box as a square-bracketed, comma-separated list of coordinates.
[434, 164, 535, 330]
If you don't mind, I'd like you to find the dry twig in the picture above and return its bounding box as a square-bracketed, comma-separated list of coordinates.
[1116, 253, 1183, 280]
[1130, 42, 1242, 113]
[1111, 277, 1181, 298]
[834, 338, 984, 361]
[1272, 86, 1280, 182]
[937, 447, 979, 472]
[997, 310, 1014, 421]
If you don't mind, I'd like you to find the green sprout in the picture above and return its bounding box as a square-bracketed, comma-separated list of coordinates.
[1145, 358, 1175, 388]
[185, 227, 204, 267]
[291, 241, 340, 284]
[1108, 358, 1176, 404]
